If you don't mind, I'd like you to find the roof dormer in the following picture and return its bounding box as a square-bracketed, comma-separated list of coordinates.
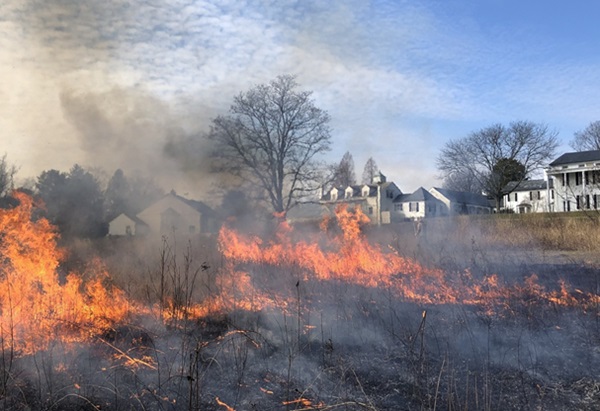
[345, 186, 353, 198]
[330, 187, 339, 201]
[361, 185, 370, 197]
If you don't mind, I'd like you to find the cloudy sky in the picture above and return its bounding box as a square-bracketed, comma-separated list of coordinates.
[2, 0, 600, 196]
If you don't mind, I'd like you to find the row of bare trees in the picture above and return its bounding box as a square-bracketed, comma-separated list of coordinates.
[4, 74, 600, 221]
[436, 122, 600, 210]
[208, 74, 600, 216]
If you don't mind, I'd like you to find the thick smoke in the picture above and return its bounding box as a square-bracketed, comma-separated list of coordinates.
[59, 85, 226, 197]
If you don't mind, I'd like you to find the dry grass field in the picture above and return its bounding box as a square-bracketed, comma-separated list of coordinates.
[3, 200, 600, 410]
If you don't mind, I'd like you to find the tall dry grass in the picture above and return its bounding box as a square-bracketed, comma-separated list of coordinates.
[413, 212, 600, 253]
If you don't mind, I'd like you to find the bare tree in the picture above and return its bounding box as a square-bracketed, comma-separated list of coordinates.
[331, 151, 356, 188]
[0, 154, 18, 198]
[361, 157, 379, 184]
[209, 75, 332, 213]
[570, 121, 600, 151]
[437, 121, 559, 209]
[441, 169, 484, 193]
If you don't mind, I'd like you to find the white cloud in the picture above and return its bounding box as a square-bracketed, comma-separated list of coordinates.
[3, 0, 596, 195]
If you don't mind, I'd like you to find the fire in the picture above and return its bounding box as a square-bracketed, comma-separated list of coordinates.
[0, 192, 132, 354]
[218, 204, 600, 314]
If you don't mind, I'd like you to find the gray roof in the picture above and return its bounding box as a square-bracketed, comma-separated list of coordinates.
[502, 179, 553, 193]
[549, 150, 600, 166]
[114, 212, 148, 226]
[321, 184, 377, 201]
[431, 187, 491, 207]
[172, 192, 216, 217]
[394, 187, 438, 203]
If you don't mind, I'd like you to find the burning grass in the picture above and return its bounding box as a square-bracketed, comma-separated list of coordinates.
[1, 196, 600, 410]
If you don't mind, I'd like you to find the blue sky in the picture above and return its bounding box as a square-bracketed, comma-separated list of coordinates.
[2, 0, 600, 196]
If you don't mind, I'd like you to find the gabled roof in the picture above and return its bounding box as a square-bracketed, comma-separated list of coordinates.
[394, 187, 438, 203]
[430, 187, 491, 208]
[170, 192, 216, 217]
[502, 179, 553, 193]
[549, 150, 600, 166]
[110, 212, 148, 226]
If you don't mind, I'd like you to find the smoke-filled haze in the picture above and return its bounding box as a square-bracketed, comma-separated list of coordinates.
[2, 0, 600, 196]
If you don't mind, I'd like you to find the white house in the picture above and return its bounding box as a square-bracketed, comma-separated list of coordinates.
[392, 187, 445, 220]
[107, 191, 218, 236]
[429, 187, 492, 215]
[107, 213, 148, 236]
[546, 150, 600, 212]
[501, 179, 554, 213]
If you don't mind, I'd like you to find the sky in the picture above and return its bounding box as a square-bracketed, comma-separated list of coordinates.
[2, 0, 600, 198]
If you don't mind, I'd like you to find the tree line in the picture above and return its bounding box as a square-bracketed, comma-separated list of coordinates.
[3, 75, 600, 236]
[0, 164, 164, 239]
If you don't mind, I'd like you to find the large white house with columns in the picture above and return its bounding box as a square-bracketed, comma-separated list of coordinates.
[546, 150, 600, 212]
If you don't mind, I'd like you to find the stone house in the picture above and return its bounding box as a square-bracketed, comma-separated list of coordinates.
[320, 172, 402, 224]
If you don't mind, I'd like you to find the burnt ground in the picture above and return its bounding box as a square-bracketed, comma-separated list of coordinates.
[6, 264, 600, 411]
[4, 227, 600, 410]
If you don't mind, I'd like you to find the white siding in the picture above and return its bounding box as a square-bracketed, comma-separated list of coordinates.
[137, 194, 202, 234]
[108, 214, 136, 236]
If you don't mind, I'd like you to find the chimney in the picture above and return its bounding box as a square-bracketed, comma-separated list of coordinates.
[372, 171, 386, 184]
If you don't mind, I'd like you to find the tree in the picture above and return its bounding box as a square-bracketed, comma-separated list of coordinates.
[0, 153, 18, 198]
[570, 121, 600, 151]
[437, 121, 558, 209]
[331, 151, 356, 188]
[104, 169, 130, 219]
[361, 157, 379, 184]
[491, 158, 526, 193]
[36, 165, 106, 238]
[104, 169, 164, 219]
[208, 75, 332, 214]
[441, 169, 483, 193]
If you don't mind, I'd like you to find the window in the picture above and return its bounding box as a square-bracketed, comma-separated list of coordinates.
[331, 192, 337, 201]
[529, 192, 532, 200]
[537, 191, 541, 200]
[125, 225, 132, 235]
[514, 193, 518, 202]
[368, 206, 373, 215]
[576, 195, 581, 210]
[586, 195, 590, 209]
[410, 202, 420, 212]
[394, 203, 403, 211]
[575, 172, 582, 186]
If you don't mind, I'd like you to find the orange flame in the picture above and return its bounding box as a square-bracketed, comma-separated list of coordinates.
[0, 192, 131, 354]
[217, 204, 600, 314]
